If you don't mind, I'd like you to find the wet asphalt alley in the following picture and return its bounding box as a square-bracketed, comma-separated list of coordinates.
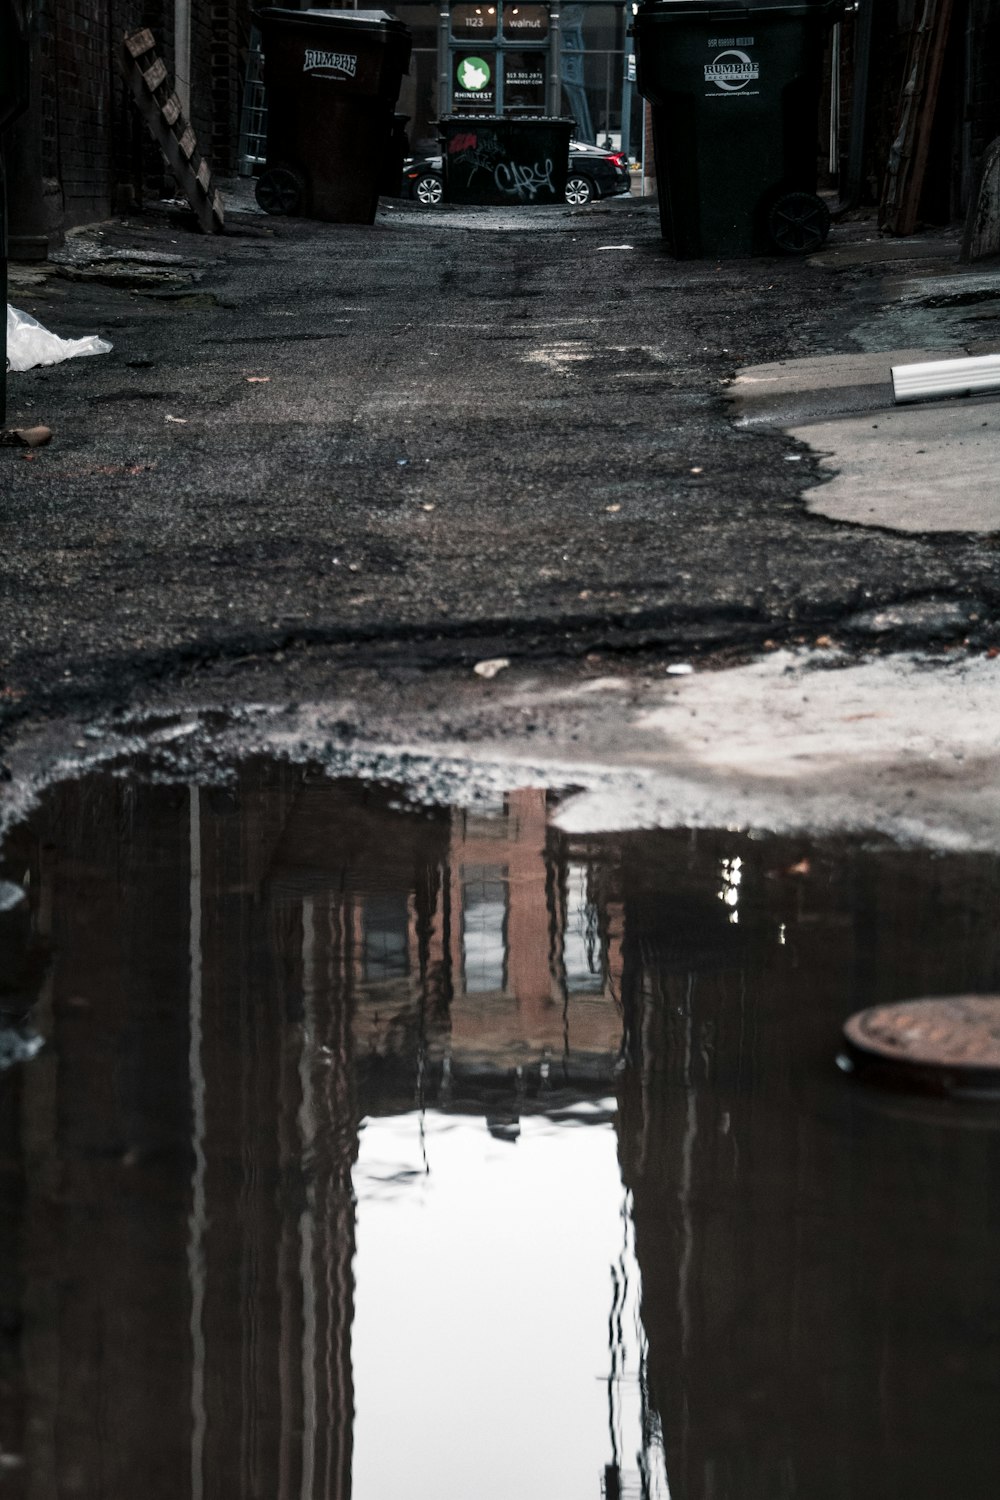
[3, 193, 998, 735]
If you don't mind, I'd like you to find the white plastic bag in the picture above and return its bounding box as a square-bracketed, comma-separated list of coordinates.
[6, 305, 112, 373]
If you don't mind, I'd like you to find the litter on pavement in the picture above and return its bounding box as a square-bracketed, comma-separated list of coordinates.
[6, 306, 112, 372]
[474, 658, 510, 679]
[0, 426, 52, 448]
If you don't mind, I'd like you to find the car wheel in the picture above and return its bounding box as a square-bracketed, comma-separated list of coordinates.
[564, 174, 594, 207]
[255, 165, 306, 216]
[414, 173, 443, 206]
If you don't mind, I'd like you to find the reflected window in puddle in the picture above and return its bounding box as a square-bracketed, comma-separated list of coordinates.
[460, 863, 508, 994]
[361, 892, 410, 983]
[460, 797, 509, 841]
[563, 860, 604, 994]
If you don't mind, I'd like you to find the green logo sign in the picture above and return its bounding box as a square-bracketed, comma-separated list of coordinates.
[457, 56, 491, 91]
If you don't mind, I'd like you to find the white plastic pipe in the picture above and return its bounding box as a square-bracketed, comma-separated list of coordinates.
[892, 353, 1000, 404]
[829, 22, 841, 177]
[175, 0, 191, 120]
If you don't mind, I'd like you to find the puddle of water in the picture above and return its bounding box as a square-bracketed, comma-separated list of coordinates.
[1, 762, 1000, 1498]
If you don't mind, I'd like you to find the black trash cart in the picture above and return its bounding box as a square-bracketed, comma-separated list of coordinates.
[634, 0, 840, 257]
[254, 7, 411, 224]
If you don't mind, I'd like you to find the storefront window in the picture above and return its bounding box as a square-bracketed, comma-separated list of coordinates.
[502, 3, 548, 41]
[440, 0, 629, 128]
[560, 3, 626, 146]
[452, 2, 498, 40]
[361, 894, 410, 984]
[386, 3, 445, 149]
[562, 864, 604, 994]
[503, 53, 546, 112]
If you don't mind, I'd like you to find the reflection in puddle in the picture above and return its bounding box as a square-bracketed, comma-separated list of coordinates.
[353, 1113, 655, 1500]
[1, 764, 1000, 1498]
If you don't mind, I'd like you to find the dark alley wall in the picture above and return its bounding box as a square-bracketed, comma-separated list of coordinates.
[32, 0, 252, 234]
[862, 0, 1000, 219]
[966, 0, 1000, 180]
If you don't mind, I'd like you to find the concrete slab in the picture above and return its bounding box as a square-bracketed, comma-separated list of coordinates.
[791, 400, 1000, 533]
[731, 349, 1000, 533]
[727, 350, 935, 427]
[882, 270, 1000, 303]
[806, 233, 961, 272]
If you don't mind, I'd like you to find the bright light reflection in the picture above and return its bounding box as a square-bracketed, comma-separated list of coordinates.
[352, 1109, 669, 1499]
[718, 855, 743, 925]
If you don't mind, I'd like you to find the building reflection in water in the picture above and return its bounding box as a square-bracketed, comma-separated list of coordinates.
[3, 767, 1000, 1499]
[615, 828, 1000, 1500]
[0, 767, 653, 1500]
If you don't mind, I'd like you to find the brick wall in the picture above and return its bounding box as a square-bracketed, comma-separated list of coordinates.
[208, 0, 254, 175]
[38, 0, 112, 224]
[34, 0, 250, 232]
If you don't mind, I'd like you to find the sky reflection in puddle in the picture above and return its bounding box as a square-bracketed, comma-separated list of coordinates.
[353, 1111, 661, 1500]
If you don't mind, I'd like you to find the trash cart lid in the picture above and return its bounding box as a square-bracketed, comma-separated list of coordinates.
[438, 114, 576, 126]
[633, 0, 840, 13]
[254, 7, 410, 34]
[256, 7, 401, 22]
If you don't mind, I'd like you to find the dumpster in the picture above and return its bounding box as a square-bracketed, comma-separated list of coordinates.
[1, 0, 30, 423]
[253, 7, 411, 224]
[440, 116, 574, 206]
[634, 0, 840, 257]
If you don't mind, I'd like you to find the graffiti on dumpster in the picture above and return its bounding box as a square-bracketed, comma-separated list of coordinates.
[448, 129, 505, 185]
[494, 157, 555, 200]
[448, 132, 481, 156]
[448, 129, 558, 202]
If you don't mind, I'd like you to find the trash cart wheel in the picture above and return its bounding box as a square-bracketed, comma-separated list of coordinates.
[255, 165, 306, 216]
[767, 192, 830, 255]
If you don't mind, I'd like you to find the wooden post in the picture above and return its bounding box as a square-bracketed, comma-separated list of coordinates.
[881, 0, 955, 236]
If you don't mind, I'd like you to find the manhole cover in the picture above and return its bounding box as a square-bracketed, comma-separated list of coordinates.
[841, 995, 1000, 1097]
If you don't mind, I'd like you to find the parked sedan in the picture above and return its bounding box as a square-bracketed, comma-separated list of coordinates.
[563, 141, 632, 205]
[400, 141, 631, 206]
